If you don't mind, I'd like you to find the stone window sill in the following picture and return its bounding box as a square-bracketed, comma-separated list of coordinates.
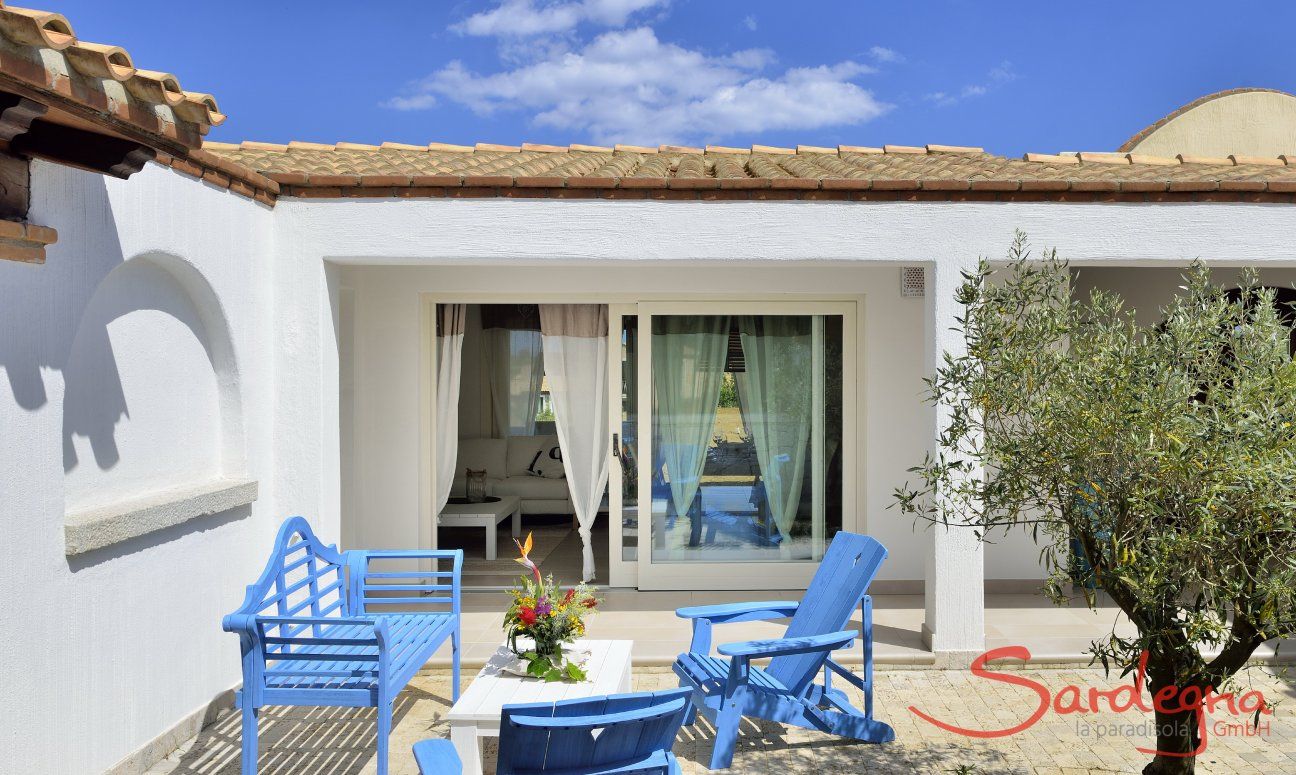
[64, 478, 258, 556]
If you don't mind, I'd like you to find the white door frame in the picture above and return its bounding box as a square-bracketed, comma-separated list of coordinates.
[418, 293, 861, 588]
[631, 300, 858, 591]
[606, 303, 638, 588]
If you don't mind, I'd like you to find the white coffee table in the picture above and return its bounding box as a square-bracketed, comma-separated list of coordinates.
[438, 495, 522, 561]
[446, 640, 634, 775]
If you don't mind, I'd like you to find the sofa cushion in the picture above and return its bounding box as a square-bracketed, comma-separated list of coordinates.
[456, 438, 507, 480]
[506, 435, 562, 477]
[526, 448, 566, 479]
[494, 476, 572, 501]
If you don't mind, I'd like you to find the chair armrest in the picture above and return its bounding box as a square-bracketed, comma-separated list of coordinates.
[240, 615, 378, 627]
[717, 630, 856, 659]
[222, 615, 385, 646]
[224, 613, 373, 634]
[412, 739, 462, 775]
[675, 601, 799, 624]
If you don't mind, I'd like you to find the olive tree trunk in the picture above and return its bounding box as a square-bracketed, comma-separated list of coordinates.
[1142, 678, 1199, 775]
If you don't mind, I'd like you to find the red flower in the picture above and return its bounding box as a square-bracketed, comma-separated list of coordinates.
[518, 607, 537, 626]
[563, 588, 576, 604]
[583, 598, 597, 609]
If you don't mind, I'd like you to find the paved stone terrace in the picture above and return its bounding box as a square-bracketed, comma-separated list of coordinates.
[146, 665, 1295, 775]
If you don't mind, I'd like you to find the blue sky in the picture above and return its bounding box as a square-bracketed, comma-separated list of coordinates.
[52, 0, 1296, 155]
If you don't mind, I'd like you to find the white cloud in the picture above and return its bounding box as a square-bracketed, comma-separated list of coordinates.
[925, 60, 1016, 107]
[868, 46, 903, 63]
[743, 15, 757, 31]
[453, 0, 669, 37]
[386, 27, 889, 145]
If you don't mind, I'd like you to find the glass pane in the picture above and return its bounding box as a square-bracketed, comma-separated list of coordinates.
[619, 316, 638, 561]
[649, 314, 842, 563]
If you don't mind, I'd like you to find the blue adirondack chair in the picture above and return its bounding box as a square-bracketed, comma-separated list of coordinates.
[412, 688, 694, 775]
[672, 531, 894, 770]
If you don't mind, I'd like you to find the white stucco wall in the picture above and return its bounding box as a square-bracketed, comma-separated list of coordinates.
[0, 161, 286, 774]
[280, 197, 1296, 588]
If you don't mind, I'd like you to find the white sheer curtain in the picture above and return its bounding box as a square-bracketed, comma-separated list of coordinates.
[485, 328, 544, 437]
[737, 316, 813, 539]
[652, 316, 729, 520]
[435, 304, 467, 512]
[539, 305, 610, 582]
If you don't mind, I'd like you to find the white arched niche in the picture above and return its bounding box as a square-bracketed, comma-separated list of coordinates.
[61, 252, 256, 557]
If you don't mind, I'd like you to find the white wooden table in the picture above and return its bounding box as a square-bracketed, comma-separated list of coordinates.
[438, 495, 521, 560]
[446, 640, 634, 775]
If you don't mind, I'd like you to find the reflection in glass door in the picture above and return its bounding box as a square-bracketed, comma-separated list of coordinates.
[635, 304, 849, 589]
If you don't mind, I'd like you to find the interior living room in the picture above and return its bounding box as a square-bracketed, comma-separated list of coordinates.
[441, 303, 607, 587]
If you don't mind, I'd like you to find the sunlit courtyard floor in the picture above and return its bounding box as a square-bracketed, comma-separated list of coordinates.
[146, 665, 1296, 774]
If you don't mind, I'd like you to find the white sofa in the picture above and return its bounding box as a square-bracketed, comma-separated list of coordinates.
[452, 435, 575, 516]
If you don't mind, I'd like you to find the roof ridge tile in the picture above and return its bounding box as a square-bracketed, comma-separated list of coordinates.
[1023, 152, 1079, 164]
[427, 142, 474, 152]
[1178, 154, 1233, 165]
[379, 141, 428, 152]
[926, 144, 984, 154]
[1077, 152, 1129, 164]
[522, 142, 568, 153]
[1126, 153, 1179, 165]
[1230, 154, 1284, 166]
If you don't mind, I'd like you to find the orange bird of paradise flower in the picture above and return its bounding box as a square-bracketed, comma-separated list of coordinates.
[514, 531, 541, 585]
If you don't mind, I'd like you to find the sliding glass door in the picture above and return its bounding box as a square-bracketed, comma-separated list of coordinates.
[614, 302, 853, 590]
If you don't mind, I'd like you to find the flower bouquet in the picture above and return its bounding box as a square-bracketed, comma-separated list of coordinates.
[503, 532, 600, 682]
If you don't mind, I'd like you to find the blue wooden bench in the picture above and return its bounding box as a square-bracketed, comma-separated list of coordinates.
[223, 516, 462, 775]
[413, 688, 694, 774]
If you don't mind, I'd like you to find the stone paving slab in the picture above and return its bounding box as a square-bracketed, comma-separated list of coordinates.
[145, 666, 1296, 774]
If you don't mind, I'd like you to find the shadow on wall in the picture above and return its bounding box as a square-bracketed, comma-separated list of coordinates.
[0, 168, 245, 539]
[0, 173, 121, 413]
[61, 253, 241, 475]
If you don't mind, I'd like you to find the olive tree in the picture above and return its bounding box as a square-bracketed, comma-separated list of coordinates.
[896, 234, 1296, 775]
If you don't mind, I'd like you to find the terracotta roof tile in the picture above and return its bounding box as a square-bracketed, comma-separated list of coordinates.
[0, 5, 280, 205]
[0, 6, 225, 152]
[203, 140, 1296, 203]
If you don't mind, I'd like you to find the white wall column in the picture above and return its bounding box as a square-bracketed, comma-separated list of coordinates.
[921, 259, 986, 666]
